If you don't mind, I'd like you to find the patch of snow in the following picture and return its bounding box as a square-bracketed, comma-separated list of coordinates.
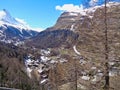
[27, 67, 32, 72]
[41, 49, 50, 55]
[38, 68, 43, 73]
[5, 40, 12, 43]
[81, 71, 86, 75]
[70, 18, 76, 21]
[50, 60, 58, 64]
[80, 17, 84, 20]
[91, 66, 97, 70]
[70, 24, 75, 31]
[109, 62, 115, 66]
[79, 60, 86, 65]
[109, 69, 118, 77]
[97, 72, 103, 76]
[40, 79, 48, 84]
[78, 84, 86, 89]
[91, 75, 101, 83]
[89, 15, 93, 19]
[36, 64, 44, 73]
[91, 75, 97, 82]
[80, 11, 87, 16]
[81, 75, 90, 80]
[109, 71, 115, 77]
[42, 75, 48, 78]
[85, 6, 100, 14]
[41, 56, 49, 62]
[0, 24, 7, 30]
[25, 58, 33, 66]
[0, 31, 3, 36]
[85, 2, 120, 14]
[97, 70, 102, 73]
[26, 67, 32, 78]
[106, 2, 120, 7]
[69, 12, 78, 16]
[60, 59, 68, 63]
[73, 45, 81, 55]
[14, 41, 24, 46]
[91, 73, 103, 83]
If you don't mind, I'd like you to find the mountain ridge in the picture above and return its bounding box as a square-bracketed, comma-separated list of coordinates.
[27, 2, 120, 49]
[0, 9, 29, 29]
[0, 9, 39, 44]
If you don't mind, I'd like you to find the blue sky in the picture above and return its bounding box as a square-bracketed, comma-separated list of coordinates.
[0, 0, 119, 31]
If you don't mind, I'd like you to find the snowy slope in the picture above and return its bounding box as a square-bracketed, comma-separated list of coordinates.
[53, 1, 120, 32]
[0, 9, 19, 24]
[67, 2, 120, 17]
[0, 9, 38, 44]
[0, 9, 30, 30]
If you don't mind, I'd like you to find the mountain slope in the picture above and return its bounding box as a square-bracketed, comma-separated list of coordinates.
[27, 29, 79, 48]
[0, 42, 41, 89]
[25, 2, 120, 89]
[0, 9, 38, 43]
[27, 2, 120, 50]
[0, 9, 30, 29]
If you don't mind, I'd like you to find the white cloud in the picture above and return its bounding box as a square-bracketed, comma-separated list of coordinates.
[15, 18, 27, 25]
[89, 0, 99, 6]
[15, 18, 30, 28]
[15, 18, 44, 32]
[56, 4, 84, 13]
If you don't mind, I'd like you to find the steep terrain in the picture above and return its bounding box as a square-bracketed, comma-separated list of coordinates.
[27, 29, 79, 48]
[28, 2, 120, 50]
[0, 2, 120, 90]
[25, 2, 120, 90]
[0, 9, 38, 44]
[0, 42, 41, 90]
[26, 2, 120, 69]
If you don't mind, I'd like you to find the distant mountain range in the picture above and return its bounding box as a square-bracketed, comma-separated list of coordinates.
[0, 9, 38, 44]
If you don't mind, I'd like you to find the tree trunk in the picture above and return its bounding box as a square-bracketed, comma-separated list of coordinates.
[104, 0, 109, 90]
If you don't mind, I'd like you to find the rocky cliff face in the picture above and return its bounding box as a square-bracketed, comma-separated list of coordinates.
[27, 29, 79, 48]
[28, 2, 120, 52]
[76, 2, 120, 62]
[48, 2, 120, 32]
[43, 2, 120, 60]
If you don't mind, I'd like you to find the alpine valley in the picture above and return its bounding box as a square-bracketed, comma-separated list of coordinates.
[0, 1, 120, 90]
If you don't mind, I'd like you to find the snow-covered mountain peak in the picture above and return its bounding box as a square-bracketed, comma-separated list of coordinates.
[0, 9, 18, 24]
[0, 9, 39, 44]
[0, 9, 29, 29]
[0, 9, 7, 20]
[2, 9, 11, 17]
[64, 2, 120, 16]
